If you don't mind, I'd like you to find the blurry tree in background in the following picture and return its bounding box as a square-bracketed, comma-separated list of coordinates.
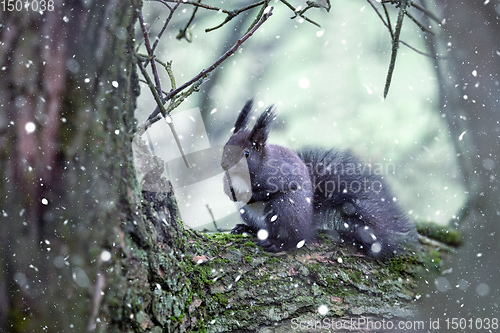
[418, 0, 500, 319]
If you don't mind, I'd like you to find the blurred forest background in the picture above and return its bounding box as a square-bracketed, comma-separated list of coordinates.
[136, 0, 465, 229]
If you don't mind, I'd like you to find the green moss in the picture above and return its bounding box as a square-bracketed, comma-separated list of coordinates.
[244, 256, 252, 263]
[213, 293, 229, 307]
[387, 255, 420, 276]
[349, 270, 363, 283]
[416, 221, 463, 246]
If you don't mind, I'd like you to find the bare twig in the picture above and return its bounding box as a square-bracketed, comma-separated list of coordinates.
[366, 0, 439, 59]
[152, 0, 182, 53]
[163, 0, 232, 14]
[206, 204, 219, 231]
[366, 0, 391, 34]
[280, 0, 321, 28]
[382, 2, 394, 39]
[383, 0, 409, 98]
[245, 0, 269, 34]
[177, 0, 201, 41]
[400, 40, 439, 59]
[410, 1, 441, 24]
[137, 59, 191, 167]
[405, 10, 435, 35]
[138, 13, 163, 98]
[149, 0, 172, 10]
[205, 1, 266, 32]
[144, 6, 275, 123]
[165, 116, 191, 168]
[137, 57, 168, 118]
[156, 59, 176, 90]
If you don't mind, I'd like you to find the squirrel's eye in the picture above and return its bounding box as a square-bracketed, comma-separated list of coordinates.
[244, 150, 250, 158]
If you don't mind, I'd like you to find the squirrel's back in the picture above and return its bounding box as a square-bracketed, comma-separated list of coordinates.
[297, 147, 419, 257]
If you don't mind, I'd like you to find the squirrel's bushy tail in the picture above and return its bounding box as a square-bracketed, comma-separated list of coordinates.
[297, 148, 419, 257]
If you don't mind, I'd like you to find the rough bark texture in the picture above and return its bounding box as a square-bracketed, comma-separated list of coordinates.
[0, 1, 143, 331]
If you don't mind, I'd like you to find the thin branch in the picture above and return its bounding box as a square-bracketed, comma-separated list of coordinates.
[144, 6, 275, 122]
[405, 10, 435, 35]
[137, 58, 168, 118]
[400, 40, 440, 59]
[138, 13, 163, 98]
[152, 0, 182, 53]
[164, 116, 191, 168]
[162, 0, 232, 14]
[156, 59, 176, 90]
[366, 0, 439, 59]
[366, 0, 391, 34]
[138, 78, 170, 96]
[383, 0, 409, 98]
[292, 0, 330, 21]
[245, 0, 269, 34]
[149, 0, 172, 10]
[137, 59, 190, 167]
[382, 2, 394, 39]
[280, 0, 321, 28]
[205, 1, 266, 33]
[410, 1, 441, 24]
[177, 0, 201, 41]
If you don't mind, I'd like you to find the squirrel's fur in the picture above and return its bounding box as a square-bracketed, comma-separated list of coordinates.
[221, 100, 419, 256]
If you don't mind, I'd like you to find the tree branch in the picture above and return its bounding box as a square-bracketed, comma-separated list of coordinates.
[176, 0, 201, 42]
[138, 12, 163, 98]
[280, 0, 322, 28]
[383, 0, 409, 98]
[151, 0, 182, 53]
[405, 10, 435, 35]
[205, 1, 266, 32]
[143, 6, 275, 123]
[137, 59, 190, 167]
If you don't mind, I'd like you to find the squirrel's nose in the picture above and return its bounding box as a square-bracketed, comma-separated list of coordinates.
[221, 151, 233, 171]
[221, 158, 230, 171]
[221, 145, 242, 170]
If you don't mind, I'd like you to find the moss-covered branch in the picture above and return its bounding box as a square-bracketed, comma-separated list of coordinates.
[118, 139, 457, 332]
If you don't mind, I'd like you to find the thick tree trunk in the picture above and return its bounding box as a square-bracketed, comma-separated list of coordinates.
[0, 1, 143, 331]
[419, 0, 500, 319]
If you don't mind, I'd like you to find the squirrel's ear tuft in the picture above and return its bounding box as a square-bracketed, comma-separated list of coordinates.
[250, 105, 275, 147]
[234, 99, 253, 132]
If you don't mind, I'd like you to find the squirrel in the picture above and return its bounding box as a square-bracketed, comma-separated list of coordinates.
[221, 100, 419, 256]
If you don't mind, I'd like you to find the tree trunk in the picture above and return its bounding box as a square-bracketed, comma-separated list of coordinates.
[0, 1, 144, 331]
[419, 0, 500, 319]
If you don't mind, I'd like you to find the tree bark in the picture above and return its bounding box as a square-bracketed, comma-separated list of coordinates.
[418, 0, 500, 319]
[0, 1, 143, 331]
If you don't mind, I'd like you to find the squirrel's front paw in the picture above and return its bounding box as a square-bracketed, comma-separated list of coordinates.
[256, 239, 286, 253]
[231, 223, 255, 236]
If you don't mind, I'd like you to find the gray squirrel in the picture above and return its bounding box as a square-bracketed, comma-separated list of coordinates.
[221, 100, 419, 256]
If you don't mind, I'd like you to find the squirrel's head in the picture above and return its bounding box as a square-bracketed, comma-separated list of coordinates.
[221, 99, 275, 171]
